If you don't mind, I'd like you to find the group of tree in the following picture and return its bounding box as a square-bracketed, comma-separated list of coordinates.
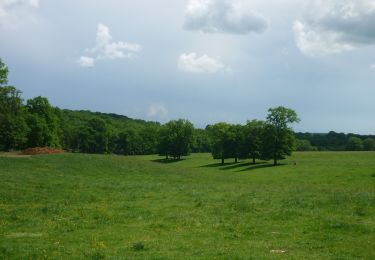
[0, 60, 60, 151]
[0, 58, 161, 154]
[206, 107, 300, 165]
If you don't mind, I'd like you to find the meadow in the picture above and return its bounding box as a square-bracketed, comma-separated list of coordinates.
[0, 152, 374, 259]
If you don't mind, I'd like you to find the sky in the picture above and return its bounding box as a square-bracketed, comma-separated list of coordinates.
[1, 0, 375, 134]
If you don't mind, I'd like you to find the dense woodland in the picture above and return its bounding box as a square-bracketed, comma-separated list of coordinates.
[1, 58, 374, 163]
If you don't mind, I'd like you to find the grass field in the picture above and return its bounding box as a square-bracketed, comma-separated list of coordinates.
[0, 152, 374, 259]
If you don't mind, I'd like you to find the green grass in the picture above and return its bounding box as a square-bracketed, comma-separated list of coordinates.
[0, 152, 374, 259]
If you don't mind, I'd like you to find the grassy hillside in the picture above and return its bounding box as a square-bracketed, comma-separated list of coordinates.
[0, 152, 374, 259]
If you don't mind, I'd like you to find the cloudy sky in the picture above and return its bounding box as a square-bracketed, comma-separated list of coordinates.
[1, 0, 375, 134]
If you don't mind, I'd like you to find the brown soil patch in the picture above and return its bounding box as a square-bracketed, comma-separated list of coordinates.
[19, 147, 65, 155]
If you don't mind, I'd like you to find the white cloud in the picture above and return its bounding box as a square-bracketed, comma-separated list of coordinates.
[178, 53, 225, 73]
[148, 104, 169, 120]
[78, 23, 141, 67]
[184, 0, 268, 35]
[77, 56, 95, 68]
[370, 64, 375, 69]
[0, 0, 40, 28]
[295, 0, 375, 56]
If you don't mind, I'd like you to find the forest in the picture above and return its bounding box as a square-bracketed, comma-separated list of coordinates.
[1, 58, 375, 163]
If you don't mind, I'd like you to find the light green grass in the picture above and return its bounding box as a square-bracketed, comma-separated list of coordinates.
[0, 152, 374, 259]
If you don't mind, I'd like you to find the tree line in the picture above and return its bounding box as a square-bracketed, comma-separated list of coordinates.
[1, 58, 374, 164]
[295, 132, 375, 151]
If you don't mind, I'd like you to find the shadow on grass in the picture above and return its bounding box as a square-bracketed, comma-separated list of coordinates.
[238, 163, 287, 172]
[152, 158, 186, 164]
[200, 162, 237, 168]
[221, 162, 266, 170]
[201, 160, 288, 172]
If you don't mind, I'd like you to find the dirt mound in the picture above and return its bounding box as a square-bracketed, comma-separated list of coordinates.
[20, 147, 65, 155]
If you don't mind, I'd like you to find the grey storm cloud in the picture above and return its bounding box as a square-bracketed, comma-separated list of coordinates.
[295, 0, 375, 56]
[183, 0, 268, 35]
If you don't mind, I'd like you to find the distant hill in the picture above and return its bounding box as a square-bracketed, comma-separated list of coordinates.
[60, 109, 161, 130]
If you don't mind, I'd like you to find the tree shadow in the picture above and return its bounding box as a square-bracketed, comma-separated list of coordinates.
[200, 161, 268, 171]
[200, 162, 237, 168]
[220, 161, 266, 170]
[152, 158, 186, 164]
[238, 163, 287, 172]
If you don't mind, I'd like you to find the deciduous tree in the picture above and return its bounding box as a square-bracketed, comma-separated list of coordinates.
[261, 106, 300, 165]
[0, 59, 28, 151]
[158, 119, 194, 160]
[346, 137, 363, 151]
[363, 138, 375, 151]
[208, 122, 235, 164]
[26, 96, 61, 148]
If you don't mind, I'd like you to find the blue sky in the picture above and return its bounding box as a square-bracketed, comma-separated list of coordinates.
[1, 0, 375, 134]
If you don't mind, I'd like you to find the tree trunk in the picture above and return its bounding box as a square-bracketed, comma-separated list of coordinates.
[221, 157, 224, 165]
[274, 158, 277, 166]
[235, 157, 238, 163]
[252, 155, 256, 164]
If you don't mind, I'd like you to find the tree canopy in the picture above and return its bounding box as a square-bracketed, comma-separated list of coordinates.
[158, 119, 194, 160]
[261, 107, 300, 165]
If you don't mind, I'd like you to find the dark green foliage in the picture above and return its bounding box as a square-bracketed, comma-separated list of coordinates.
[0, 60, 28, 151]
[78, 118, 110, 154]
[295, 139, 318, 151]
[207, 122, 236, 164]
[261, 106, 300, 165]
[57, 109, 161, 155]
[295, 132, 375, 151]
[0, 58, 8, 85]
[240, 120, 265, 163]
[230, 124, 245, 163]
[25, 96, 61, 148]
[363, 138, 375, 151]
[191, 129, 211, 153]
[157, 119, 194, 159]
[346, 137, 363, 151]
[112, 130, 133, 155]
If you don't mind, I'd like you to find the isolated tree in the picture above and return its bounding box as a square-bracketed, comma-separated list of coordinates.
[261, 106, 300, 165]
[157, 119, 194, 160]
[26, 96, 61, 147]
[208, 122, 236, 164]
[363, 138, 375, 151]
[346, 137, 363, 151]
[0, 59, 28, 151]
